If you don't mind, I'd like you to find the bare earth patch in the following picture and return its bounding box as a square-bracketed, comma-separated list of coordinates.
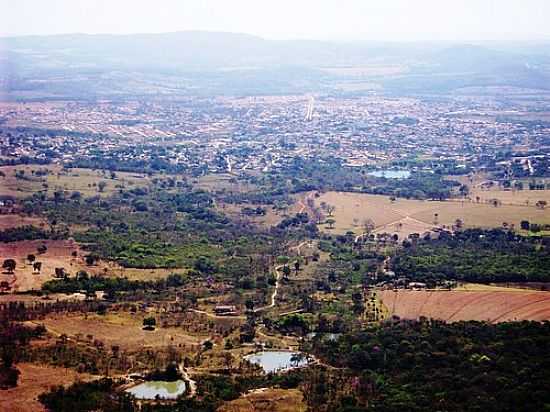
[0, 215, 46, 231]
[218, 388, 306, 412]
[0, 363, 93, 412]
[0, 239, 123, 291]
[380, 289, 550, 323]
[0, 239, 179, 292]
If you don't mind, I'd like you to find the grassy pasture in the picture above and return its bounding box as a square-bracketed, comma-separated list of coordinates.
[447, 173, 550, 206]
[313, 191, 550, 236]
[194, 173, 257, 193]
[0, 165, 151, 198]
[217, 201, 285, 228]
[218, 388, 306, 412]
[38, 312, 202, 351]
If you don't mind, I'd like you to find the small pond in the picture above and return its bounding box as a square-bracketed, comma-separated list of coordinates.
[244, 351, 310, 373]
[368, 170, 411, 179]
[125, 380, 187, 400]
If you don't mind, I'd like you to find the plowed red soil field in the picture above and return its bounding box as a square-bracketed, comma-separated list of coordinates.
[379, 289, 550, 322]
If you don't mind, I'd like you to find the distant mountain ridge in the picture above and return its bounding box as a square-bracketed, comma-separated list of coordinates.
[2, 31, 550, 97]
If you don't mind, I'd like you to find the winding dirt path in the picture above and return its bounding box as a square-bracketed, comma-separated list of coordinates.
[178, 364, 197, 397]
[254, 264, 284, 313]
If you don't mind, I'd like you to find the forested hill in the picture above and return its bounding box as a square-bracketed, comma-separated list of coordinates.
[310, 319, 550, 412]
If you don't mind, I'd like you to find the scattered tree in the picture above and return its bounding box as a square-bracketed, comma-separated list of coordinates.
[142, 317, 156, 331]
[2, 259, 16, 274]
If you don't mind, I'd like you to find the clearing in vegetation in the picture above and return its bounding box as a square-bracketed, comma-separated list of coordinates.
[0, 165, 151, 198]
[314, 191, 550, 236]
[217, 388, 307, 412]
[0, 362, 93, 412]
[37, 312, 202, 351]
[379, 289, 550, 322]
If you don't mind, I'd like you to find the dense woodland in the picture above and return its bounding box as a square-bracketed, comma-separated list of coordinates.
[310, 319, 550, 412]
[253, 157, 460, 201]
[392, 229, 550, 284]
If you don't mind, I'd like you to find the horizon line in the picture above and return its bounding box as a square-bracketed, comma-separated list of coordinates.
[1, 29, 550, 44]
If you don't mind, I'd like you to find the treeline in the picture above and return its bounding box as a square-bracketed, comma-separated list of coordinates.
[38, 379, 136, 412]
[0, 321, 46, 388]
[219, 157, 458, 205]
[393, 228, 550, 284]
[310, 319, 550, 412]
[260, 157, 459, 200]
[390, 158, 473, 176]
[0, 299, 109, 322]
[0, 225, 52, 243]
[24, 183, 278, 271]
[67, 150, 187, 175]
[42, 273, 187, 294]
[0, 156, 51, 167]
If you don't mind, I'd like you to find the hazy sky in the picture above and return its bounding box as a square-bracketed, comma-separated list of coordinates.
[1, 0, 550, 41]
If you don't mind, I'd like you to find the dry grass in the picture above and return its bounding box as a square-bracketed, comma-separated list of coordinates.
[0, 239, 182, 292]
[314, 191, 550, 237]
[46, 168, 150, 197]
[0, 215, 46, 230]
[0, 165, 151, 198]
[217, 202, 285, 228]
[469, 188, 550, 207]
[447, 173, 550, 206]
[0, 239, 83, 291]
[217, 388, 306, 412]
[195, 174, 257, 193]
[454, 283, 534, 292]
[0, 363, 93, 412]
[39, 312, 202, 351]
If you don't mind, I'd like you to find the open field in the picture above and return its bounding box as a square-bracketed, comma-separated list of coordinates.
[379, 289, 550, 322]
[0, 363, 93, 412]
[320, 65, 409, 77]
[0, 165, 151, 198]
[0, 239, 181, 292]
[469, 187, 550, 207]
[46, 168, 151, 197]
[37, 313, 202, 351]
[314, 191, 550, 236]
[0, 239, 82, 291]
[217, 388, 306, 412]
[0, 214, 46, 230]
[447, 173, 550, 206]
[217, 202, 285, 228]
[194, 173, 257, 193]
[455, 282, 533, 292]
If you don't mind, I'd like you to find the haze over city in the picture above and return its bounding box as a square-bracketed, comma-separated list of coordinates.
[2, 0, 550, 41]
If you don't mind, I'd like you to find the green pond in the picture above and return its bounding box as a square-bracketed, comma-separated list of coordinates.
[125, 380, 186, 400]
